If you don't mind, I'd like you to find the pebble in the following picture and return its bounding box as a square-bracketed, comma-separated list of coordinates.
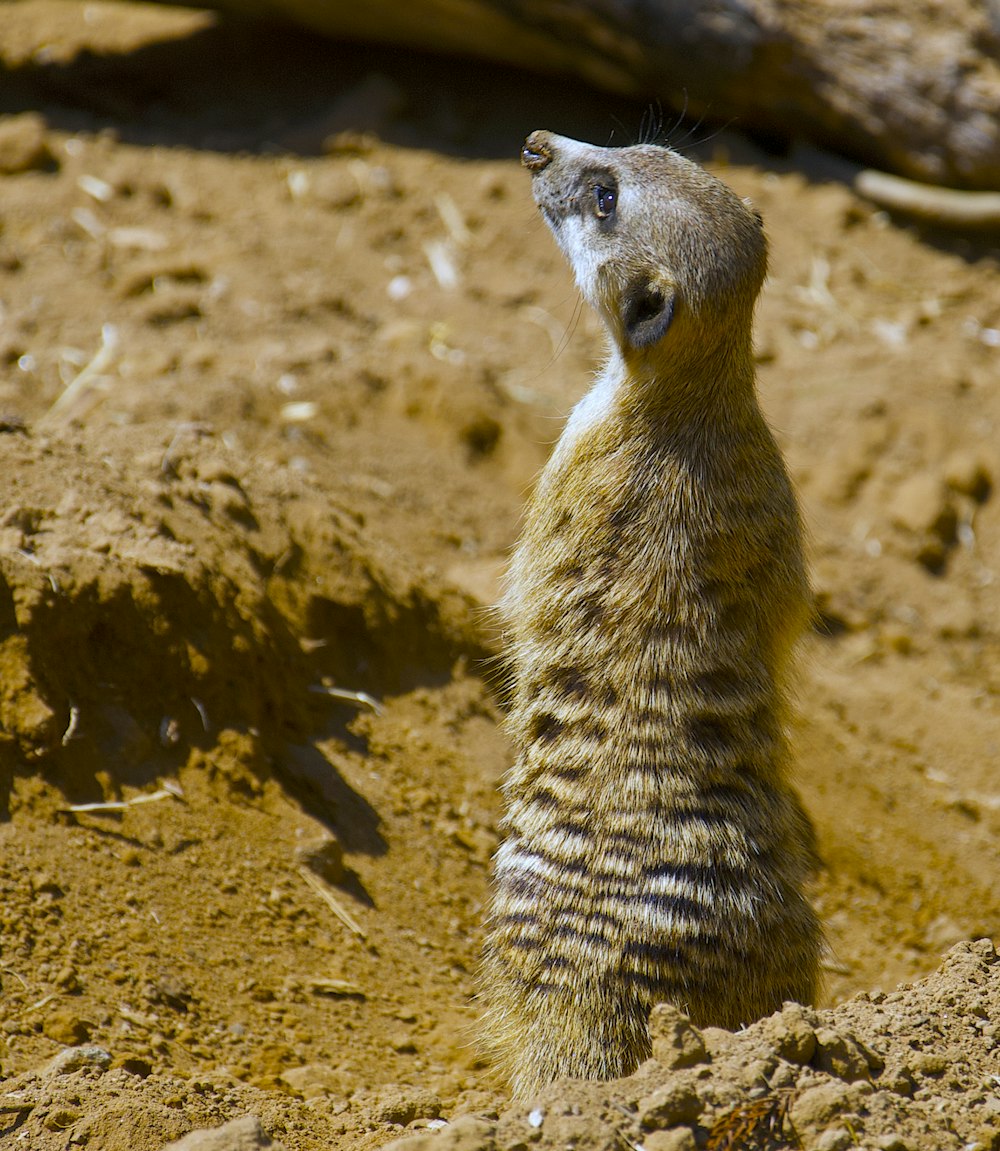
[162, 1114, 284, 1150]
[875, 1136, 910, 1151]
[380, 1115, 495, 1151]
[908, 1051, 948, 1077]
[812, 1126, 853, 1151]
[648, 1003, 708, 1069]
[943, 449, 993, 501]
[812, 1027, 882, 1082]
[637, 1082, 702, 1129]
[42, 1009, 92, 1046]
[46, 1044, 112, 1075]
[888, 473, 955, 533]
[878, 1062, 916, 1096]
[762, 1002, 818, 1064]
[278, 1062, 346, 1100]
[0, 112, 54, 174]
[789, 1079, 854, 1129]
[370, 1085, 442, 1126]
[642, 1129, 698, 1151]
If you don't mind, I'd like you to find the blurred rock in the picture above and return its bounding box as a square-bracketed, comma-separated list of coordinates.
[380, 1115, 493, 1151]
[888, 474, 954, 538]
[643, 1130, 698, 1151]
[0, 113, 54, 174]
[162, 1115, 284, 1150]
[943, 450, 993, 502]
[46, 1044, 112, 1075]
[43, 1009, 92, 1046]
[789, 1079, 855, 1131]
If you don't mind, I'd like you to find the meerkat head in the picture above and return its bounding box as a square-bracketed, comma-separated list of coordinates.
[521, 130, 767, 365]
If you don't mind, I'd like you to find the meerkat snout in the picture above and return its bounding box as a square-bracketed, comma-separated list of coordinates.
[521, 131, 553, 172]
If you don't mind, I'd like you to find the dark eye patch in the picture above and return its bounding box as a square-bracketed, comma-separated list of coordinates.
[594, 185, 617, 218]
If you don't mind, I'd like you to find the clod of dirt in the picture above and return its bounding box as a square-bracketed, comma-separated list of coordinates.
[0, 112, 54, 174]
[636, 1081, 702, 1129]
[647, 1003, 708, 1070]
[163, 1115, 285, 1151]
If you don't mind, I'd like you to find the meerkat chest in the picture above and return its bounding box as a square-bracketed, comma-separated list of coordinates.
[509, 385, 799, 647]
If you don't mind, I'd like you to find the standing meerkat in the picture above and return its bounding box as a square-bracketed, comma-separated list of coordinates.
[481, 130, 821, 1098]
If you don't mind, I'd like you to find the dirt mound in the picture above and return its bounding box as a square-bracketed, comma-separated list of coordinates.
[0, 422, 487, 802]
[386, 939, 1000, 1151]
[0, 3, 998, 1150]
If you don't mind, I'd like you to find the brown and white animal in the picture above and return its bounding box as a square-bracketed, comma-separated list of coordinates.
[481, 130, 821, 1098]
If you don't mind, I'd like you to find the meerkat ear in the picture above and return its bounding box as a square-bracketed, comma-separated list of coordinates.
[621, 276, 675, 348]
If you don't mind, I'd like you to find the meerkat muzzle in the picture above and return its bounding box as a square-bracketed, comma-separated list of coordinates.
[522, 131, 553, 172]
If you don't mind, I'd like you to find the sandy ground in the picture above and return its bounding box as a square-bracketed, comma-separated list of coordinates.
[0, 2, 998, 1148]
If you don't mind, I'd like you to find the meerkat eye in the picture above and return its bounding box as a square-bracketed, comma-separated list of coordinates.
[593, 184, 617, 219]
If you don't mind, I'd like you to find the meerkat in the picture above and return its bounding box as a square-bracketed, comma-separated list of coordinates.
[480, 130, 821, 1098]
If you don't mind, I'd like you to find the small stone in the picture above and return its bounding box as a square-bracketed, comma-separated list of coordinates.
[643, 1129, 697, 1151]
[812, 1027, 881, 1082]
[648, 1003, 707, 1069]
[789, 1080, 854, 1130]
[638, 1082, 702, 1129]
[699, 1026, 737, 1058]
[739, 1056, 778, 1090]
[42, 1009, 92, 1046]
[762, 1002, 817, 1065]
[814, 1127, 852, 1151]
[909, 1052, 947, 1077]
[162, 1115, 285, 1150]
[55, 966, 80, 992]
[0, 113, 54, 174]
[875, 1136, 909, 1151]
[379, 1115, 494, 1151]
[46, 1044, 112, 1075]
[371, 1086, 442, 1126]
[279, 1062, 347, 1100]
[878, 1063, 915, 1096]
[944, 450, 992, 501]
[887, 473, 957, 549]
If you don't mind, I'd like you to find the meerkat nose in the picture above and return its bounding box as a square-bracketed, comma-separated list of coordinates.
[522, 131, 553, 172]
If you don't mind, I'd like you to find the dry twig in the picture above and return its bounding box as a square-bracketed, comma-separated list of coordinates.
[309, 683, 383, 716]
[61, 782, 183, 815]
[297, 866, 366, 938]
